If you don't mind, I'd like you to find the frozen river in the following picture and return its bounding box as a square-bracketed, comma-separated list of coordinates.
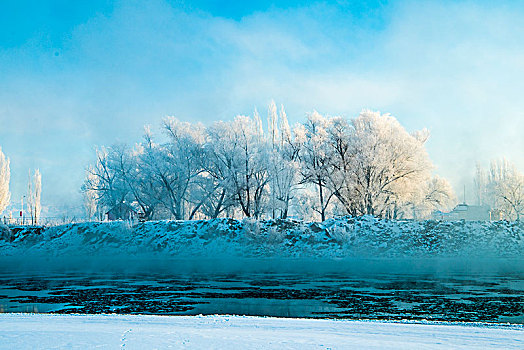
[1, 268, 523, 324]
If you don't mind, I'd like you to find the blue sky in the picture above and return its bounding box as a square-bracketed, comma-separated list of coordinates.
[1, 0, 523, 215]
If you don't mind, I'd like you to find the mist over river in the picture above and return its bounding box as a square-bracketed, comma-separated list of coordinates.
[1, 258, 523, 324]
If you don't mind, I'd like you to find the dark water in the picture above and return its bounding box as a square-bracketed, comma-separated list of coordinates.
[1, 271, 523, 324]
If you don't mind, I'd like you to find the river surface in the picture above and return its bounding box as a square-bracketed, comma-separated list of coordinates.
[1, 270, 523, 324]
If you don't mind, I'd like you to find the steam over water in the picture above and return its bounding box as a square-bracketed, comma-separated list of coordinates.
[0, 259, 523, 324]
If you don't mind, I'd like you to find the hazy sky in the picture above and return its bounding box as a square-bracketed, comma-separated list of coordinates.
[1, 0, 523, 216]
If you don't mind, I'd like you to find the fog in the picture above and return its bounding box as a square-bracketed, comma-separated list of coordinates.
[2, 256, 524, 278]
[1, 0, 524, 216]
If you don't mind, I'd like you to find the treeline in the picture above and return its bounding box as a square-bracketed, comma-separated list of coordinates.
[82, 103, 456, 221]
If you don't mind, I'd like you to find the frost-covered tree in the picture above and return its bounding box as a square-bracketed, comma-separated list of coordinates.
[267, 101, 279, 218]
[345, 110, 433, 218]
[267, 100, 279, 148]
[83, 174, 101, 221]
[274, 105, 301, 218]
[474, 162, 488, 206]
[476, 159, 524, 221]
[126, 139, 160, 220]
[135, 128, 173, 219]
[323, 116, 358, 216]
[493, 174, 524, 221]
[296, 112, 337, 221]
[266, 104, 301, 219]
[200, 130, 236, 219]
[82, 106, 453, 222]
[82, 121, 207, 221]
[208, 115, 270, 218]
[0, 147, 10, 215]
[137, 119, 206, 220]
[405, 175, 456, 219]
[162, 118, 207, 219]
[102, 141, 161, 221]
[27, 169, 42, 225]
[295, 110, 435, 219]
[82, 146, 130, 216]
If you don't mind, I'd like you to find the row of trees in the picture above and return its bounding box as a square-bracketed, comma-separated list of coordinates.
[83, 103, 457, 221]
[0, 147, 42, 225]
[475, 159, 524, 221]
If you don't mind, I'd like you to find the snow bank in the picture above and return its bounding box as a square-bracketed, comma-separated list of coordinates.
[0, 217, 522, 259]
[0, 313, 522, 349]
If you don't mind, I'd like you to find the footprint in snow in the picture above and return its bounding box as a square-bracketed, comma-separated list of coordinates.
[120, 328, 132, 348]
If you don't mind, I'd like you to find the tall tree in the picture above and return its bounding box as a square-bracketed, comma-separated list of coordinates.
[267, 104, 300, 219]
[323, 116, 358, 216]
[161, 117, 207, 219]
[83, 173, 102, 221]
[477, 158, 524, 221]
[0, 147, 10, 216]
[346, 110, 433, 218]
[296, 112, 336, 221]
[27, 169, 42, 225]
[208, 115, 270, 218]
[82, 146, 130, 216]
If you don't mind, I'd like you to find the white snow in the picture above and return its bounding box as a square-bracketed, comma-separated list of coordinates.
[1, 217, 523, 259]
[0, 216, 524, 258]
[0, 314, 522, 349]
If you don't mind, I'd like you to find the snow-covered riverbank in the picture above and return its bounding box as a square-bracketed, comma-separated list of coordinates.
[1, 216, 523, 259]
[0, 313, 522, 349]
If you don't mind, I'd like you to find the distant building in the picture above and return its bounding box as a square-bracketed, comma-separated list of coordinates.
[432, 203, 502, 221]
[106, 203, 137, 221]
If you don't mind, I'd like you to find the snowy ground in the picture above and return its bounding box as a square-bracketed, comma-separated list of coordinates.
[0, 314, 522, 349]
[2, 217, 523, 259]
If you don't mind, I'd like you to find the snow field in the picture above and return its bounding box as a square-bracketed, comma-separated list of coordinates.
[0, 313, 522, 349]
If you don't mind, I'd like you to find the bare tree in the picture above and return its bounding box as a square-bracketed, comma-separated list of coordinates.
[27, 169, 42, 225]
